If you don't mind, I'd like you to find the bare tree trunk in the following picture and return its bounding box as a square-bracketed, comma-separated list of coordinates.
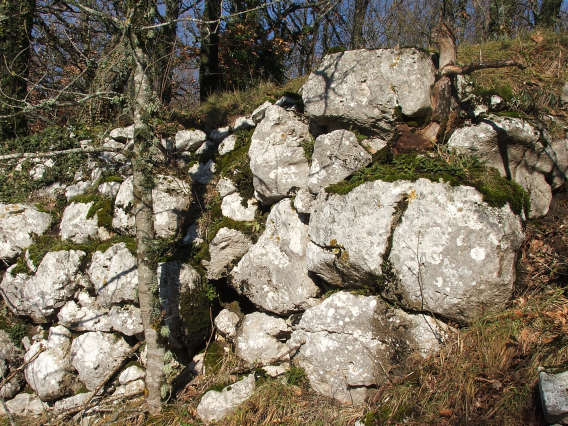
[130, 24, 165, 416]
[350, 0, 370, 49]
[536, 0, 562, 28]
[200, 0, 221, 101]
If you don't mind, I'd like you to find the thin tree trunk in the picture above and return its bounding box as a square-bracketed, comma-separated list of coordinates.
[537, 0, 562, 28]
[200, 0, 221, 101]
[350, 0, 370, 49]
[130, 24, 165, 416]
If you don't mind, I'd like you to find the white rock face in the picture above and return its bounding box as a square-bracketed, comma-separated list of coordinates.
[360, 137, 388, 155]
[218, 134, 237, 155]
[207, 228, 252, 280]
[302, 49, 436, 139]
[112, 175, 190, 237]
[233, 116, 255, 131]
[98, 181, 121, 198]
[197, 374, 256, 423]
[1, 250, 84, 322]
[88, 243, 138, 306]
[110, 125, 135, 142]
[0, 203, 52, 260]
[189, 160, 216, 185]
[293, 188, 315, 214]
[108, 305, 144, 336]
[248, 105, 311, 205]
[448, 116, 567, 217]
[251, 101, 272, 123]
[24, 325, 74, 401]
[388, 180, 524, 323]
[235, 312, 290, 365]
[0, 330, 23, 399]
[308, 130, 372, 194]
[539, 370, 568, 424]
[70, 331, 131, 391]
[288, 292, 449, 404]
[112, 378, 145, 396]
[60, 202, 99, 243]
[53, 392, 93, 412]
[173, 129, 207, 152]
[119, 365, 145, 385]
[221, 193, 258, 221]
[2, 393, 46, 416]
[216, 178, 237, 197]
[231, 199, 319, 314]
[65, 181, 91, 200]
[214, 309, 240, 339]
[209, 126, 231, 143]
[58, 298, 112, 332]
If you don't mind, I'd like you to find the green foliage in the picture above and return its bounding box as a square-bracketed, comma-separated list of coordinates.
[0, 305, 27, 347]
[70, 193, 114, 228]
[326, 153, 530, 216]
[284, 366, 307, 385]
[301, 137, 315, 163]
[203, 342, 225, 374]
[101, 175, 124, 184]
[325, 46, 347, 54]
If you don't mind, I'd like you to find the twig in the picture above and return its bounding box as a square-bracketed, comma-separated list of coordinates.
[0, 146, 123, 161]
[440, 60, 525, 77]
[0, 346, 45, 393]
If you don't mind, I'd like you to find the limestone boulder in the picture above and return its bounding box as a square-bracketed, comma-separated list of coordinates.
[197, 374, 256, 423]
[231, 199, 319, 314]
[539, 370, 568, 424]
[65, 181, 91, 200]
[248, 105, 310, 205]
[302, 49, 436, 139]
[251, 101, 272, 123]
[98, 181, 121, 199]
[1, 393, 46, 416]
[60, 202, 99, 243]
[207, 228, 252, 280]
[221, 193, 258, 221]
[288, 292, 449, 404]
[1, 250, 84, 322]
[308, 130, 372, 194]
[24, 325, 75, 401]
[88, 242, 138, 306]
[172, 129, 207, 152]
[70, 331, 131, 391]
[0, 203, 52, 261]
[214, 309, 240, 339]
[119, 365, 145, 384]
[235, 312, 290, 365]
[218, 134, 237, 155]
[110, 125, 135, 142]
[189, 160, 216, 185]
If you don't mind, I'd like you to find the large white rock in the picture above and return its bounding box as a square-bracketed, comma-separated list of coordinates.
[207, 228, 252, 280]
[110, 125, 135, 142]
[173, 129, 207, 152]
[65, 181, 91, 200]
[87, 243, 138, 306]
[197, 373, 256, 423]
[24, 325, 75, 401]
[108, 305, 144, 336]
[221, 193, 258, 222]
[231, 199, 319, 314]
[53, 392, 93, 412]
[70, 331, 132, 391]
[248, 105, 311, 205]
[0, 203, 52, 261]
[98, 181, 121, 199]
[58, 299, 112, 332]
[60, 202, 99, 243]
[251, 101, 272, 123]
[214, 309, 240, 339]
[1, 250, 84, 322]
[218, 134, 237, 156]
[308, 130, 372, 194]
[235, 312, 290, 365]
[288, 292, 449, 404]
[302, 49, 436, 139]
[1, 393, 46, 416]
[448, 116, 567, 218]
[112, 175, 190, 237]
[118, 365, 145, 385]
[539, 370, 568, 424]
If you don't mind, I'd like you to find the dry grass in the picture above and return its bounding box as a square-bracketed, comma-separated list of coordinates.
[457, 30, 568, 114]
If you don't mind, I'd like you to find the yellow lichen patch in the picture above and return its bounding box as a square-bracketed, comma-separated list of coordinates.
[408, 189, 417, 201]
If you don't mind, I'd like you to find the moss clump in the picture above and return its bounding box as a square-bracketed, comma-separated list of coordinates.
[101, 175, 124, 184]
[284, 366, 307, 385]
[301, 137, 315, 163]
[0, 306, 27, 346]
[203, 341, 225, 374]
[69, 193, 114, 228]
[326, 153, 529, 216]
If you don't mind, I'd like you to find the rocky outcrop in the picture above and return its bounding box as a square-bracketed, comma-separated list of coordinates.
[1, 250, 84, 322]
[308, 130, 372, 193]
[248, 105, 311, 205]
[88, 243, 138, 306]
[0, 203, 52, 261]
[221, 193, 257, 221]
[70, 331, 131, 391]
[60, 202, 99, 243]
[231, 199, 319, 314]
[288, 292, 449, 404]
[197, 373, 256, 423]
[207, 228, 252, 280]
[302, 49, 436, 139]
[235, 312, 290, 365]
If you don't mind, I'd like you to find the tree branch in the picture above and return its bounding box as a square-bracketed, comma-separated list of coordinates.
[440, 60, 526, 76]
[0, 146, 123, 161]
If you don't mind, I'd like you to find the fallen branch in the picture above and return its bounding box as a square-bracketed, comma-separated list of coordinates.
[0, 146, 124, 161]
[440, 60, 525, 77]
[0, 345, 46, 393]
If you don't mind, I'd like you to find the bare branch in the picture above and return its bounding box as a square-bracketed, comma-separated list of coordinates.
[440, 60, 526, 76]
[0, 146, 123, 161]
[0, 346, 46, 394]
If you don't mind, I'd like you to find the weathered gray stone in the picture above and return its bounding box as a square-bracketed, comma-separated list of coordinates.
[302, 49, 436, 139]
[218, 134, 237, 155]
[248, 105, 310, 205]
[2, 393, 46, 416]
[231, 199, 319, 314]
[539, 370, 568, 424]
[98, 181, 121, 199]
[293, 188, 315, 214]
[110, 125, 135, 142]
[1, 250, 84, 322]
[119, 365, 145, 385]
[172, 129, 207, 152]
[216, 178, 237, 197]
[58, 298, 112, 332]
[195, 140, 217, 157]
[360, 137, 388, 155]
[288, 292, 449, 404]
[108, 305, 144, 336]
[152, 175, 191, 238]
[189, 160, 216, 185]
[60, 202, 99, 243]
[0, 203, 52, 261]
[209, 126, 231, 143]
[207, 228, 252, 280]
[112, 378, 145, 396]
[233, 116, 255, 131]
[221, 193, 257, 221]
[448, 116, 562, 217]
[29, 158, 54, 181]
[308, 130, 372, 193]
[251, 101, 272, 123]
[65, 181, 91, 200]
[70, 331, 131, 391]
[197, 374, 256, 423]
[388, 179, 524, 323]
[53, 392, 93, 412]
[214, 309, 240, 339]
[24, 325, 74, 401]
[236, 313, 290, 365]
[88, 243, 138, 306]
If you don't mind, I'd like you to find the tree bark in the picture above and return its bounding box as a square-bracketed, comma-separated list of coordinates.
[0, 0, 35, 139]
[200, 0, 221, 101]
[350, 0, 370, 49]
[536, 0, 562, 28]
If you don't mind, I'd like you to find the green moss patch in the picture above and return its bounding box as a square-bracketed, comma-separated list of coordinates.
[326, 153, 530, 216]
[70, 193, 114, 228]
